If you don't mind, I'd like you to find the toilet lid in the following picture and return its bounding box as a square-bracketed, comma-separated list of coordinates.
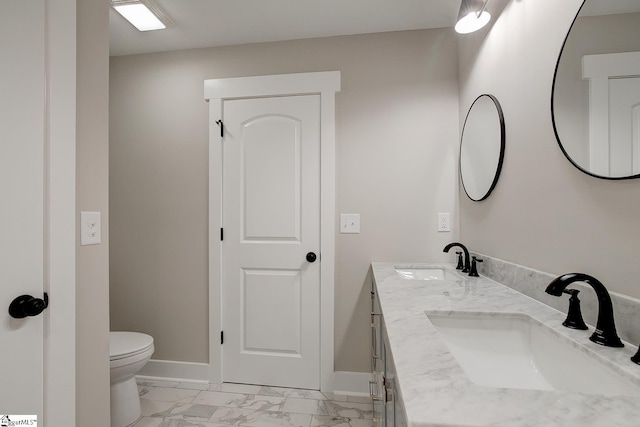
[110, 331, 154, 360]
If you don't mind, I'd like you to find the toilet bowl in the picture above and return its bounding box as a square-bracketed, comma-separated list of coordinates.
[110, 331, 154, 427]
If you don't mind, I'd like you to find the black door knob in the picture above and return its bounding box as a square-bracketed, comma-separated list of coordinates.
[9, 293, 49, 319]
[306, 252, 317, 263]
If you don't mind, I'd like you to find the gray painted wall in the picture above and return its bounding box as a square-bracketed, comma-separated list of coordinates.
[109, 29, 460, 372]
[458, 0, 640, 299]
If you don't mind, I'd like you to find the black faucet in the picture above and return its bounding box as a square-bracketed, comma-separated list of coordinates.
[443, 242, 470, 273]
[545, 273, 623, 348]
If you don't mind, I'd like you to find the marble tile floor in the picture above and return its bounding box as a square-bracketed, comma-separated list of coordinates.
[134, 379, 374, 427]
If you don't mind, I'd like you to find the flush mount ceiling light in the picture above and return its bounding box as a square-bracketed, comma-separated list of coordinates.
[455, 0, 491, 34]
[111, 0, 174, 32]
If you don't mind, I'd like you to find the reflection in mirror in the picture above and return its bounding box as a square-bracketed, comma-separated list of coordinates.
[460, 94, 505, 201]
[553, 0, 640, 179]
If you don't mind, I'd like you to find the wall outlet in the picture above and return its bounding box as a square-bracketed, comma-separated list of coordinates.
[340, 214, 360, 234]
[81, 211, 101, 245]
[438, 213, 451, 232]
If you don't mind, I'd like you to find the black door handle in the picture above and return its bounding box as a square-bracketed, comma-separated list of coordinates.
[306, 252, 317, 263]
[9, 293, 49, 319]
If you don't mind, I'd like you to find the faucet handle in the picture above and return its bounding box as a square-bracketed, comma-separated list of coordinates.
[469, 256, 483, 277]
[561, 289, 588, 330]
[455, 251, 464, 270]
[562, 289, 580, 297]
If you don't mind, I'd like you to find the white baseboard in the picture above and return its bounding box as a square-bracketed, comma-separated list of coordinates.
[137, 362, 370, 396]
[138, 359, 210, 383]
[331, 371, 371, 396]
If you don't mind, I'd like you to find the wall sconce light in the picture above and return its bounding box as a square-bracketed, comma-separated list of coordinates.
[111, 0, 174, 32]
[455, 0, 491, 34]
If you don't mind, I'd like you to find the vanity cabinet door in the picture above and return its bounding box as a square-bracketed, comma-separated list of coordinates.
[383, 340, 395, 426]
[371, 371, 385, 427]
[371, 288, 382, 370]
[384, 325, 407, 427]
[395, 397, 407, 427]
[371, 283, 385, 426]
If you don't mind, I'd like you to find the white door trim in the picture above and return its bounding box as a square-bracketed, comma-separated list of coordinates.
[583, 51, 640, 176]
[45, 0, 76, 424]
[204, 71, 340, 391]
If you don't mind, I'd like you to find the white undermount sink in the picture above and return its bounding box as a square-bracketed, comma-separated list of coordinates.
[395, 266, 458, 281]
[426, 311, 640, 397]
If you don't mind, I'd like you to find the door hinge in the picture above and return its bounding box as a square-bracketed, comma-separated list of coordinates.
[221, 331, 224, 345]
[220, 228, 224, 241]
[215, 120, 224, 137]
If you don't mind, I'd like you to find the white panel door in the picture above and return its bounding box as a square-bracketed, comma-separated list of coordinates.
[222, 95, 320, 389]
[609, 77, 640, 176]
[0, 0, 46, 418]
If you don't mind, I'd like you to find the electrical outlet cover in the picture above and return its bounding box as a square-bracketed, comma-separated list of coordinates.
[438, 212, 451, 232]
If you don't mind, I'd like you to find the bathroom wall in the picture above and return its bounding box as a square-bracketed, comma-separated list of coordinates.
[458, 1, 640, 299]
[109, 29, 459, 373]
[77, 0, 110, 424]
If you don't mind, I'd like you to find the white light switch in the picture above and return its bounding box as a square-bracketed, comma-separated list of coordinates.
[438, 212, 451, 232]
[340, 214, 360, 234]
[81, 211, 102, 246]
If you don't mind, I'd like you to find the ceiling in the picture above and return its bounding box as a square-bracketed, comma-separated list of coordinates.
[109, 0, 461, 56]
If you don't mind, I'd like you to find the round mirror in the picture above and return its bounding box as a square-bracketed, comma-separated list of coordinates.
[552, 0, 640, 179]
[460, 94, 505, 201]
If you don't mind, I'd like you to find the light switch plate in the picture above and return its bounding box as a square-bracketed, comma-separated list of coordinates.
[81, 211, 101, 245]
[340, 214, 360, 234]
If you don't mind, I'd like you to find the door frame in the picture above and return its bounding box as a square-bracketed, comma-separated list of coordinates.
[204, 71, 340, 391]
[583, 51, 640, 176]
[47, 0, 77, 423]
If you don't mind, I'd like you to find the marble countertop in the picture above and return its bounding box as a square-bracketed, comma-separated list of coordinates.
[371, 262, 640, 427]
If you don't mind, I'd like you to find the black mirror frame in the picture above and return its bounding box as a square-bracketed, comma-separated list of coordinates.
[550, 0, 640, 181]
[460, 93, 506, 202]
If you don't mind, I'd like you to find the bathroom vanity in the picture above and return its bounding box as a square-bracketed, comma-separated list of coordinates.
[370, 262, 640, 427]
[371, 280, 407, 427]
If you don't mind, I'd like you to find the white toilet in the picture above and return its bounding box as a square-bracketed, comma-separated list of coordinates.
[109, 331, 154, 427]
